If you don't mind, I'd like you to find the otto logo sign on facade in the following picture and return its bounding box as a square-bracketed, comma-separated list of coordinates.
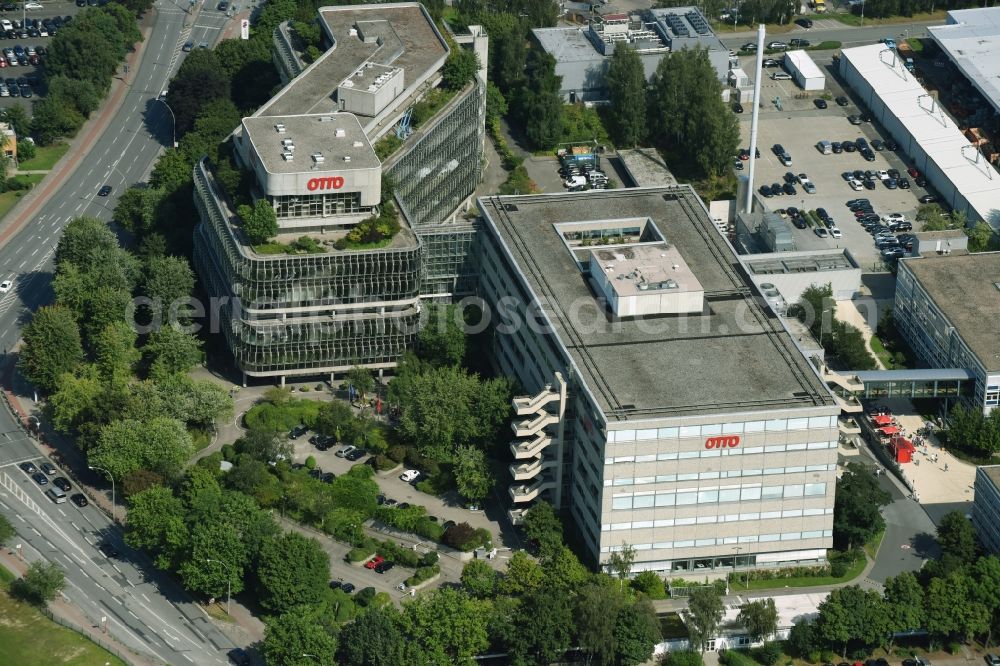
[306, 176, 345, 191]
[704, 435, 741, 449]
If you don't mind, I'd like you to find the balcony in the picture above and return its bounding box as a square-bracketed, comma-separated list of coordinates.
[509, 433, 551, 460]
[511, 411, 558, 438]
[508, 507, 527, 525]
[512, 385, 562, 416]
[509, 477, 555, 503]
[509, 457, 556, 481]
[829, 390, 865, 414]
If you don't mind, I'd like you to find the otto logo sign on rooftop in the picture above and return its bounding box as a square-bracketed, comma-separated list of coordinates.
[306, 176, 345, 191]
[704, 435, 740, 449]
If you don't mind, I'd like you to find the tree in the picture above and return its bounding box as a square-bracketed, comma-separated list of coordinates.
[682, 586, 724, 652]
[485, 81, 508, 125]
[631, 570, 666, 599]
[90, 417, 193, 479]
[166, 48, 231, 137]
[401, 588, 491, 664]
[1, 103, 30, 137]
[0, 513, 15, 544]
[47, 75, 103, 118]
[112, 186, 162, 237]
[49, 365, 102, 433]
[18, 305, 83, 392]
[418, 303, 467, 366]
[30, 95, 85, 145]
[814, 585, 889, 656]
[54, 215, 117, 267]
[454, 446, 493, 503]
[237, 198, 278, 245]
[575, 581, 624, 666]
[346, 366, 375, 399]
[256, 532, 331, 613]
[442, 47, 479, 90]
[967, 221, 998, 253]
[460, 559, 497, 598]
[937, 510, 979, 564]
[737, 598, 779, 643]
[917, 203, 951, 230]
[95, 320, 140, 381]
[10, 561, 65, 605]
[614, 597, 660, 666]
[178, 520, 247, 599]
[971, 556, 1000, 647]
[492, 27, 527, 96]
[262, 604, 338, 666]
[143, 255, 195, 312]
[925, 572, 990, 643]
[499, 549, 544, 595]
[833, 461, 891, 550]
[16, 138, 35, 163]
[648, 47, 738, 177]
[606, 44, 646, 147]
[883, 571, 924, 648]
[126, 486, 191, 571]
[143, 324, 203, 376]
[541, 545, 590, 591]
[608, 543, 636, 588]
[519, 49, 564, 150]
[338, 606, 405, 666]
[522, 501, 563, 557]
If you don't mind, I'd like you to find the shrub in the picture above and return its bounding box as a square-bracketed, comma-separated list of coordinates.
[386, 445, 407, 463]
[375, 504, 428, 532]
[719, 650, 759, 666]
[221, 444, 236, 461]
[631, 570, 667, 599]
[754, 642, 782, 666]
[305, 455, 316, 470]
[443, 522, 476, 549]
[405, 564, 440, 587]
[372, 454, 397, 471]
[414, 517, 445, 542]
[419, 550, 439, 567]
[354, 586, 377, 607]
[663, 651, 703, 666]
[244, 398, 322, 432]
[347, 546, 375, 562]
[375, 540, 420, 568]
[947, 642, 963, 655]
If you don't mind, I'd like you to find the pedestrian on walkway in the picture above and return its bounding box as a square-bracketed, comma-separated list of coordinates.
[945, 463, 949, 472]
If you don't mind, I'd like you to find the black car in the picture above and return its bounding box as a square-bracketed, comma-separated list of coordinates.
[884, 139, 898, 151]
[70, 493, 88, 507]
[783, 182, 796, 195]
[770, 182, 782, 196]
[789, 38, 810, 47]
[846, 198, 869, 206]
[848, 115, 862, 125]
[771, 143, 785, 156]
[20, 461, 38, 474]
[98, 185, 112, 196]
[217, 1, 229, 9]
[3, 2, 17, 9]
[783, 171, 797, 183]
[227, 648, 250, 666]
[919, 194, 937, 203]
[796, 18, 813, 28]
[831, 141, 842, 153]
[289, 424, 307, 439]
[814, 98, 827, 109]
[53, 477, 71, 492]
[871, 139, 884, 151]
[762, 58, 780, 68]
[861, 149, 876, 162]
[31, 472, 47, 486]
[442, 520, 456, 531]
[791, 217, 807, 229]
[887, 168, 900, 179]
[321, 472, 335, 483]
[376, 494, 387, 505]
[374, 561, 395, 574]
[758, 185, 773, 198]
[340, 582, 356, 593]
[308, 468, 322, 479]
[182, 41, 194, 52]
[99, 543, 119, 558]
[345, 448, 366, 461]
[864, 179, 877, 190]
[898, 178, 910, 189]
[915, 176, 927, 187]
[40, 461, 56, 475]
[842, 141, 856, 153]
[19, 85, 30, 98]
[816, 207, 830, 221]
[732, 101, 743, 113]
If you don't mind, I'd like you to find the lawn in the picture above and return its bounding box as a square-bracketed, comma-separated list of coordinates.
[733, 555, 867, 591]
[833, 10, 947, 27]
[864, 529, 885, 560]
[0, 585, 128, 665]
[17, 142, 69, 171]
[0, 173, 44, 222]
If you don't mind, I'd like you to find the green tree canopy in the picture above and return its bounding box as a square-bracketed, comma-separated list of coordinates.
[338, 605, 405, 666]
[454, 445, 493, 503]
[238, 199, 279, 245]
[0, 513, 15, 544]
[417, 303, 467, 366]
[521, 500, 563, 557]
[124, 486, 189, 569]
[89, 416, 193, 479]
[256, 532, 331, 613]
[518, 49, 564, 150]
[143, 324, 204, 377]
[606, 44, 646, 147]
[682, 586, 724, 652]
[937, 510, 979, 564]
[11, 561, 65, 606]
[442, 47, 479, 90]
[400, 587, 491, 665]
[833, 461, 891, 550]
[55, 216, 119, 271]
[18, 305, 83, 393]
[460, 559, 497, 598]
[166, 48, 231, 137]
[614, 597, 660, 666]
[143, 255, 196, 312]
[814, 585, 889, 657]
[883, 571, 924, 647]
[262, 604, 338, 666]
[737, 597, 779, 643]
[95, 320, 140, 382]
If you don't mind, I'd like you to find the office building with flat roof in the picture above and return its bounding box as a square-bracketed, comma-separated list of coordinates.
[477, 187, 840, 573]
[973, 465, 1000, 553]
[894, 252, 1000, 414]
[194, 2, 487, 382]
[532, 7, 729, 102]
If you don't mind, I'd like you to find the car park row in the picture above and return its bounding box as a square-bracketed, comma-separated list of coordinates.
[845, 198, 915, 261]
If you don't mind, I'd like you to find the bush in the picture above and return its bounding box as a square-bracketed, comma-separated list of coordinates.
[375, 540, 420, 568]
[414, 517, 445, 542]
[305, 455, 316, 470]
[372, 454, 397, 471]
[221, 444, 236, 461]
[405, 564, 440, 587]
[347, 546, 375, 563]
[631, 570, 667, 599]
[719, 650, 760, 666]
[415, 468, 454, 496]
[419, 550, 439, 567]
[443, 522, 476, 549]
[386, 445, 407, 463]
[754, 642, 783, 666]
[663, 651, 703, 666]
[244, 397, 322, 432]
[354, 586, 377, 607]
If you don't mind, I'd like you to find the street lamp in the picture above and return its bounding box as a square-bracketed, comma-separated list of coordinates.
[205, 558, 232, 616]
[156, 96, 178, 149]
[733, 546, 747, 590]
[88, 466, 116, 523]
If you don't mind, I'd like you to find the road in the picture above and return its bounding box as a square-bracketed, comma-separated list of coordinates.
[716, 18, 945, 51]
[0, 1, 237, 664]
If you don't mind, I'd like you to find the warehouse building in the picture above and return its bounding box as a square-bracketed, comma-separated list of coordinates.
[783, 50, 825, 91]
[194, 3, 486, 382]
[894, 252, 1000, 415]
[927, 7, 1000, 116]
[838, 44, 1000, 228]
[532, 7, 729, 102]
[477, 187, 840, 573]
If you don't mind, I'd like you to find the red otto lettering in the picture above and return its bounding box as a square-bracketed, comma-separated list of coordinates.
[306, 176, 345, 191]
[705, 435, 741, 449]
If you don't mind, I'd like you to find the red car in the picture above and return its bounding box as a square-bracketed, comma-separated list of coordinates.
[907, 167, 919, 178]
[364, 555, 385, 570]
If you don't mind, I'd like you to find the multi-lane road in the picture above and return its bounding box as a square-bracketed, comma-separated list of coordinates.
[0, 1, 237, 664]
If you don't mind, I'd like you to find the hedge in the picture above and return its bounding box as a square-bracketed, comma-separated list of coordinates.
[405, 564, 440, 587]
[244, 398, 323, 432]
[346, 546, 375, 563]
[719, 650, 761, 666]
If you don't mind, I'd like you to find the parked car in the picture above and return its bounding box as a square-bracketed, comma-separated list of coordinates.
[767, 40, 787, 50]
[830, 227, 842, 238]
[796, 18, 813, 28]
[771, 72, 792, 80]
[758, 185, 772, 197]
[732, 101, 743, 113]
[40, 461, 56, 475]
[831, 141, 843, 154]
[345, 448, 366, 461]
[70, 493, 88, 507]
[814, 98, 827, 109]
[289, 424, 307, 439]
[53, 477, 71, 492]
[364, 555, 386, 570]
[847, 115, 862, 125]
[335, 445, 356, 458]
[374, 561, 395, 574]
[19, 461, 37, 474]
[918, 194, 937, 203]
[400, 469, 420, 482]
[31, 472, 47, 485]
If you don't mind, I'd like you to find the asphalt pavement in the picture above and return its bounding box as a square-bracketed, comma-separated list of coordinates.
[0, 1, 242, 664]
[715, 18, 945, 51]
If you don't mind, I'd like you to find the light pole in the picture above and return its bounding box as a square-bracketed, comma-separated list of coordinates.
[88, 466, 116, 523]
[205, 558, 232, 616]
[156, 96, 178, 149]
[733, 546, 746, 590]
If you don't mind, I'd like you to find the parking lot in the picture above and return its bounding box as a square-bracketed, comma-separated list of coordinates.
[736, 60, 933, 268]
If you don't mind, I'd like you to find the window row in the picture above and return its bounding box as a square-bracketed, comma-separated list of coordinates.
[603, 507, 832, 530]
[604, 464, 836, 488]
[605, 440, 837, 464]
[610, 484, 828, 511]
[607, 416, 837, 443]
[599, 529, 833, 553]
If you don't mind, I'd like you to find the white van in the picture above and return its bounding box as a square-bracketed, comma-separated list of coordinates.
[0, 20, 12, 32]
[563, 175, 586, 188]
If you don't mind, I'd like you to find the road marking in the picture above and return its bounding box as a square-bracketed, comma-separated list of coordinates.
[129, 610, 139, 619]
[30, 247, 38, 257]
[57, 507, 65, 517]
[30, 526, 40, 536]
[75, 202, 83, 212]
[112, 563, 123, 574]
[183, 655, 194, 663]
[141, 592, 150, 602]
[44, 539, 54, 549]
[71, 552, 86, 565]
[0, 500, 8, 510]
[112, 596, 123, 605]
[70, 521, 80, 531]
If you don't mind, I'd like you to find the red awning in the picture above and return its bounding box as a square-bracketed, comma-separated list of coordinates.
[879, 425, 899, 435]
[873, 415, 892, 425]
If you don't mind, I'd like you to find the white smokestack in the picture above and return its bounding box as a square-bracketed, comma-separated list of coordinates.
[744, 24, 766, 215]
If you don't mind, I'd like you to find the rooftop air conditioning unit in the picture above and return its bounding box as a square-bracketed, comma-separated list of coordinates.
[367, 85, 377, 92]
[319, 115, 335, 122]
[366, 62, 374, 68]
[335, 128, 346, 138]
[274, 123, 286, 133]
[342, 79, 354, 88]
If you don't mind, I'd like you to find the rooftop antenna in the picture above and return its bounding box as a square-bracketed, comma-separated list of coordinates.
[744, 24, 766, 214]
